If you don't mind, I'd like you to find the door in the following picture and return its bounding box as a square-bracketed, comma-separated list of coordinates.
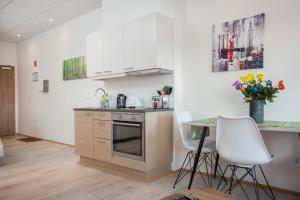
[94, 138, 112, 161]
[124, 14, 157, 71]
[0, 66, 15, 136]
[103, 25, 124, 74]
[86, 31, 103, 77]
[112, 121, 144, 161]
[74, 111, 93, 158]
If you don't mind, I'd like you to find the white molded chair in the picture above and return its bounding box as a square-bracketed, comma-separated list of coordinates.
[216, 116, 276, 200]
[173, 111, 223, 188]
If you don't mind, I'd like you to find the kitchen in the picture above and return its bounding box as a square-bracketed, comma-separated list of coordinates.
[0, 0, 300, 199]
[72, 12, 175, 180]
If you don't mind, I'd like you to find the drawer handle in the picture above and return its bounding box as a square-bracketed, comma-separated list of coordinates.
[96, 140, 106, 144]
[104, 71, 112, 73]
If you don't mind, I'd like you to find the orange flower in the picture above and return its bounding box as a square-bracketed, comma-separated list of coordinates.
[238, 86, 245, 91]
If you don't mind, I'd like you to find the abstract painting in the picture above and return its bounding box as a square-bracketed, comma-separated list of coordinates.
[212, 13, 265, 72]
[63, 56, 87, 81]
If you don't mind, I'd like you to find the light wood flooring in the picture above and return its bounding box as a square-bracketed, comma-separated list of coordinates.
[0, 135, 299, 200]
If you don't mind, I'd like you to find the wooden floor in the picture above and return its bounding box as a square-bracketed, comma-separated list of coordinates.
[0, 135, 299, 200]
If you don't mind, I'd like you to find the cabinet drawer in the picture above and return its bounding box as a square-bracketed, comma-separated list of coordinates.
[94, 120, 112, 139]
[94, 138, 112, 161]
[75, 111, 93, 119]
[94, 112, 111, 120]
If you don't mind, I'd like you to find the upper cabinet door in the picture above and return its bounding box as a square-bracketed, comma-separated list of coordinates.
[86, 31, 103, 77]
[124, 14, 157, 71]
[103, 26, 124, 74]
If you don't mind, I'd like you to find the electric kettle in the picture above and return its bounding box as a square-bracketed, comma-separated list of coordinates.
[116, 94, 127, 108]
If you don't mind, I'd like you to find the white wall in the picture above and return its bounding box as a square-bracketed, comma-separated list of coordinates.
[102, 0, 175, 28]
[0, 41, 18, 132]
[18, 9, 103, 144]
[17, 0, 300, 192]
[0, 41, 18, 66]
[18, 4, 174, 145]
[173, 0, 300, 192]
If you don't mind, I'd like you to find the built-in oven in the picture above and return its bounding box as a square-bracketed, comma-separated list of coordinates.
[112, 112, 145, 162]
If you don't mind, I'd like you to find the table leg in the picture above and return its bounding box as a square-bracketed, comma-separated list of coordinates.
[214, 153, 219, 178]
[188, 126, 208, 189]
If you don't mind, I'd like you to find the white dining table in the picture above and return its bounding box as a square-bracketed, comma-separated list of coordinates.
[184, 118, 300, 189]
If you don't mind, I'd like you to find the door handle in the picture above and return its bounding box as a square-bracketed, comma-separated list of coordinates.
[113, 122, 142, 127]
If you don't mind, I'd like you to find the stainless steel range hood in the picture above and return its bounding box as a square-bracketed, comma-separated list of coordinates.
[125, 68, 173, 77]
[91, 68, 173, 80]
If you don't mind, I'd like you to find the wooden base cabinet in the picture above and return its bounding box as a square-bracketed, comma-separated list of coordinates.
[74, 112, 93, 158]
[74, 110, 173, 181]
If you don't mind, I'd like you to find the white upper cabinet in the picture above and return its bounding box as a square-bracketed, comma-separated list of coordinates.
[103, 26, 124, 74]
[86, 31, 103, 77]
[123, 14, 157, 71]
[90, 13, 174, 79]
[124, 13, 174, 71]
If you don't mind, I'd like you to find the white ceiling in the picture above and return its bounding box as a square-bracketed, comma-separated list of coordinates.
[0, 0, 101, 43]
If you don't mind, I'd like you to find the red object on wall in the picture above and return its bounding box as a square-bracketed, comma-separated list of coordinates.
[34, 60, 37, 67]
[227, 35, 234, 62]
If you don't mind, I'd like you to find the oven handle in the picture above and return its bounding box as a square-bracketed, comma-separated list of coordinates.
[113, 122, 143, 127]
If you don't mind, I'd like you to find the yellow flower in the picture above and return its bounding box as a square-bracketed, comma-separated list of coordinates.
[245, 73, 255, 81]
[240, 76, 246, 83]
[256, 73, 265, 80]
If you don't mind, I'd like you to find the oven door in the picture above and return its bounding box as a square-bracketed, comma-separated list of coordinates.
[112, 121, 145, 162]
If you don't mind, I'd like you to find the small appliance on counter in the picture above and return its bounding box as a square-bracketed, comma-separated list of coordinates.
[116, 94, 127, 108]
[126, 96, 143, 108]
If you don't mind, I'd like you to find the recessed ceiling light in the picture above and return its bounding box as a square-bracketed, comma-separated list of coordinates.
[49, 18, 54, 22]
[16, 34, 21, 37]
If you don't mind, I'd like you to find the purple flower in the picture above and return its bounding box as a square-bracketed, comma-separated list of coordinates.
[236, 83, 242, 90]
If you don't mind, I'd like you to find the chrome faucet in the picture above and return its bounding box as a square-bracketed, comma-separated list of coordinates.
[95, 88, 109, 108]
[95, 87, 106, 96]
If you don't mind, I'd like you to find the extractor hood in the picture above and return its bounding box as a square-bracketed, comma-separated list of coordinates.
[92, 68, 173, 80]
[125, 68, 173, 77]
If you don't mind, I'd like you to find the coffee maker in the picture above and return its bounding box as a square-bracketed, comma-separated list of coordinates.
[116, 94, 127, 108]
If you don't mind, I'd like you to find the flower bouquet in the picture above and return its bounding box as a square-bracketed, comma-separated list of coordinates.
[233, 73, 285, 123]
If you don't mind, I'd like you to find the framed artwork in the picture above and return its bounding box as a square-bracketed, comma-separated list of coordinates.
[63, 56, 87, 81]
[212, 13, 265, 72]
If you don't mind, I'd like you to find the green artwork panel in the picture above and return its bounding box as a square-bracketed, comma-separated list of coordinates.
[63, 56, 87, 81]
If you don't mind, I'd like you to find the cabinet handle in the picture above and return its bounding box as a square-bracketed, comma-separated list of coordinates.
[104, 71, 112, 73]
[95, 72, 103, 74]
[124, 67, 134, 71]
[96, 140, 106, 144]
